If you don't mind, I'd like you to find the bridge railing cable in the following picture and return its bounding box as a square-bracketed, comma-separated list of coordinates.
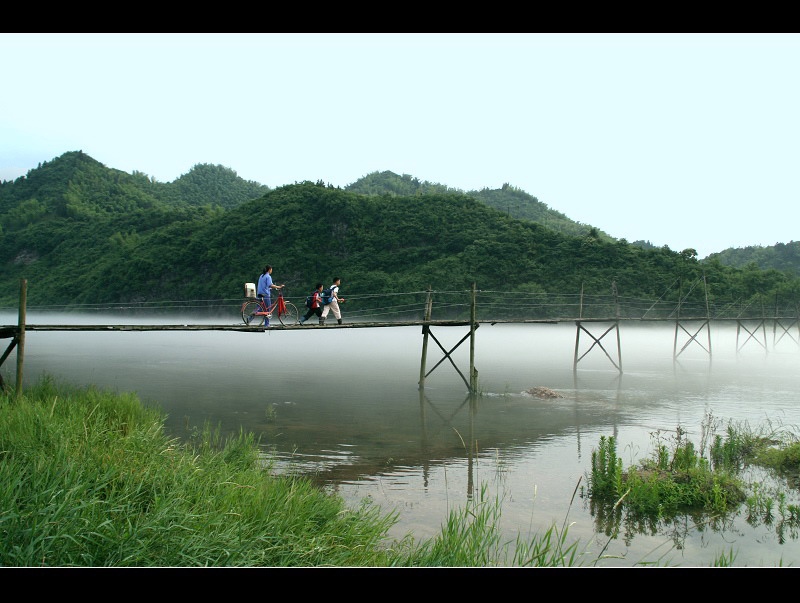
[4, 288, 797, 323]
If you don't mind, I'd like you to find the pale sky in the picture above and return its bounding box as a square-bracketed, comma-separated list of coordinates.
[1, 33, 798, 258]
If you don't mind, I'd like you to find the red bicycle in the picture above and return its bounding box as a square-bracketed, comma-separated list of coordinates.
[241, 289, 299, 326]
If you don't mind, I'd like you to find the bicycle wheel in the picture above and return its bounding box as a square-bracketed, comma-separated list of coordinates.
[242, 300, 266, 326]
[279, 302, 299, 325]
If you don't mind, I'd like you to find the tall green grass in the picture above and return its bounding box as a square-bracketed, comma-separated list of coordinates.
[1, 375, 593, 567]
[0, 376, 398, 566]
[11, 376, 791, 566]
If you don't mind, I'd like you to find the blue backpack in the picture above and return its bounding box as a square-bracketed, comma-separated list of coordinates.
[320, 287, 335, 305]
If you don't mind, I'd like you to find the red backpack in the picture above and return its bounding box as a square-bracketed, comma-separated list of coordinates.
[305, 290, 321, 309]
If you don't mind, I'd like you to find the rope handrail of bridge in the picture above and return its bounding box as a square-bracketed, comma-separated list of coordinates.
[2, 287, 798, 324]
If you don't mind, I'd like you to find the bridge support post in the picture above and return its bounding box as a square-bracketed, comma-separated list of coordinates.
[574, 320, 622, 373]
[418, 284, 479, 393]
[736, 319, 768, 354]
[573, 282, 623, 373]
[673, 274, 712, 362]
[469, 283, 478, 393]
[418, 287, 433, 390]
[13, 279, 26, 398]
[771, 295, 799, 350]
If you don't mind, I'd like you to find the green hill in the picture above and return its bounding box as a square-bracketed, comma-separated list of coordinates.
[0, 151, 798, 313]
[707, 242, 800, 278]
[345, 170, 614, 241]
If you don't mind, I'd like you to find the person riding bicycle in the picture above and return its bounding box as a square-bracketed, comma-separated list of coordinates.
[256, 265, 284, 326]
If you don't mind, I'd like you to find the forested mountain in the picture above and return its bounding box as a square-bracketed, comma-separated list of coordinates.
[707, 242, 800, 278]
[345, 170, 615, 241]
[162, 162, 271, 209]
[0, 151, 798, 312]
[0, 151, 270, 224]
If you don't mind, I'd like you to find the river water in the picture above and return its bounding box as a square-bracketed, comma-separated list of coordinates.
[3, 311, 800, 567]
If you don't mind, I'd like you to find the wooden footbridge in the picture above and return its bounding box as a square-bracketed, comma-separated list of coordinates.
[2, 279, 799, 396]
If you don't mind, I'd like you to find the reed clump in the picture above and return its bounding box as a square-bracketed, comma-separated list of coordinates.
[586, 412, 800, 524]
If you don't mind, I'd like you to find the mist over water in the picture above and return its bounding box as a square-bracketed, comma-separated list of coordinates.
[3, 311, 800, 566]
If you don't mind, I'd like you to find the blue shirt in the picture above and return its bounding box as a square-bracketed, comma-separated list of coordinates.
[257, 272, 273, 298]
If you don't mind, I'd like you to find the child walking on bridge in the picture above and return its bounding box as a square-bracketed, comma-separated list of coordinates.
[320, 277, 346, 325]
[299, 283, 324, 325]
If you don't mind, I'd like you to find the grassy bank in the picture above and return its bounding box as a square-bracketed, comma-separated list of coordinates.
[0, 376, 582, 567]
[5, 376, 797, 567]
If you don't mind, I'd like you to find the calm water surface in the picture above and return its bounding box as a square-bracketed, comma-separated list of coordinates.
[4, 311, 800, 567]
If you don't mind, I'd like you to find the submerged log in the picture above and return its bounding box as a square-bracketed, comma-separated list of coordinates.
[525, 386, 565, 399]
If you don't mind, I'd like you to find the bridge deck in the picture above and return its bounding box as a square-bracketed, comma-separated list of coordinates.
[0, 315, 776, 334]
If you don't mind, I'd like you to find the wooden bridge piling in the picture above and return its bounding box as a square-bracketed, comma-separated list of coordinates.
[0, 278, 25, 396]
[573, 281, 623, 373]
[417, 283, 479, 394]
[673, 274, 712, 361]
[418, 287, 433, 390]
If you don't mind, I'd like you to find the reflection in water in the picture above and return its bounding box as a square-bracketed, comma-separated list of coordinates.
[418, 391, 479, 502]
[3, 312, 800, 566]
